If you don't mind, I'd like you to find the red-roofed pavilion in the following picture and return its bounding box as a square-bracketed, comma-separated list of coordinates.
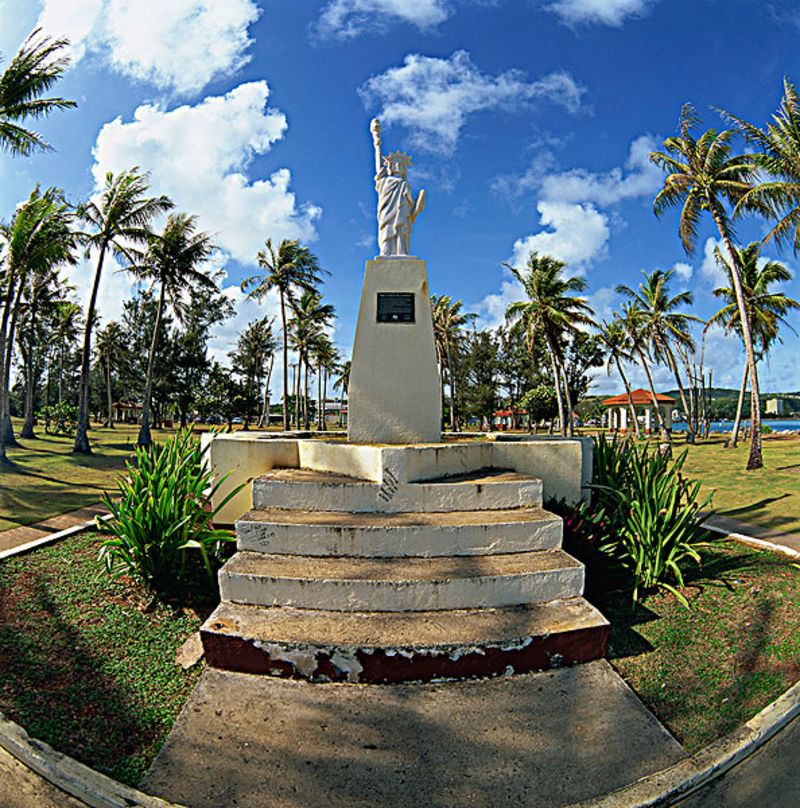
[601, 388, 676, 434]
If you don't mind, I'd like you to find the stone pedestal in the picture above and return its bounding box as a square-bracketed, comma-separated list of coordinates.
[348, 257, 441, 444]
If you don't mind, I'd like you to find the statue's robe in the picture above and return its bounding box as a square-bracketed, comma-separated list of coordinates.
[375, 167, 415, 256]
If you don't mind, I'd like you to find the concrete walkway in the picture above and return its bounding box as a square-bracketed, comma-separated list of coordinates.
[0, 503, 108, 555]
[142, 662, 685, 808]
[704, 514, 800, 554]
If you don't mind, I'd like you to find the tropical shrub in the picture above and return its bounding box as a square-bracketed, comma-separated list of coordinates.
[579, 435, 714, 605]
[519, 384, 558, 431]
[38, 402, 78, 434]
[98, 429, 240, 597]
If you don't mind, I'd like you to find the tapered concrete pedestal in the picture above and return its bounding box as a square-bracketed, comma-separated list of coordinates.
[347, 257, 441, 444]
[201, 438, 608, 683]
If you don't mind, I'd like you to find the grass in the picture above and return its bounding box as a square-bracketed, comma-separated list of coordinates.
[0, 530, 207, 786]
[598, 541, 800, 751]
[0, 423, 140, 533]
[680, 435, 800, 537]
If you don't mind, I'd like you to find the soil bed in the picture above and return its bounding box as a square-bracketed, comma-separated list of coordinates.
[596, 542, 800, 751]
[0, 531, 208, 786]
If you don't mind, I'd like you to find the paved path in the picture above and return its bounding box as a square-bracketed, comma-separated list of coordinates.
[0, 745, 86, 808]
[142, 662, 685, 808]
[679, 712, 800, 806]
[704, 514, 800, 554]
[0, 503, 108, 555]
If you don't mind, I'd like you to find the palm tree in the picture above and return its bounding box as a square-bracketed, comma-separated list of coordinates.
[74, 168, 172, 454]
[651, 105, 765, 468]
[133, 213, 215, 447]
[617, 268, 702, 443]
[95, 321, 125, 429]
[333, 360, 350, 428]
[708, 242, 799, 446]
[288, 291, 335, 430]
[51, 300, 81, 405]
[597, 318, 640, 437]
[504, 252, 594, 436]
[241, 239, 326, 431]
[0, 29, 76, 156]
[0, 186, 75, 461]
[431, 295, 475, 431]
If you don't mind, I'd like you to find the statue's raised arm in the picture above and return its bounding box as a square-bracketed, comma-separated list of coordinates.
[370, 117, 425, 257]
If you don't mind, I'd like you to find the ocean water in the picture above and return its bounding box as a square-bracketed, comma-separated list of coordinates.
[671, 419, 799, 433]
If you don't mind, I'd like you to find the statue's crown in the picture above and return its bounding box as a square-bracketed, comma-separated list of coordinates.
[384, 150, 412, 169]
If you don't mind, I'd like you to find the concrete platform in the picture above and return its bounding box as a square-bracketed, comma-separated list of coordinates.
[236, 505, 562, 557]
[219, 548, 584, 611]
[141, 662, 686, 808]
[201, 597, 609, 682]
[252, 467, 543, 513]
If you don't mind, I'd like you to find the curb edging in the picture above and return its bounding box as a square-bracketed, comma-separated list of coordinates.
[0, 514, 111, 561]
[703, 521, 800, 560]
[0, 712, 185, 808]
[572, 645, 800, 807]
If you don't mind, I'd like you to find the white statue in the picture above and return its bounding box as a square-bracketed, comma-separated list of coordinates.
[370, 118, 425, 257]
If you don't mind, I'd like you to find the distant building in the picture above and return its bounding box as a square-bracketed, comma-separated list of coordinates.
[601, 388, 676, 434]
[766, 398, 785, 416]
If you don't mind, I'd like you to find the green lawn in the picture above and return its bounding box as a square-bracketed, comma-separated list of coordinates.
[0, 424, 139, 532]
[0, 531, 205, 785]
[600, 542, 800, 751]
[680, 435, 800, 537]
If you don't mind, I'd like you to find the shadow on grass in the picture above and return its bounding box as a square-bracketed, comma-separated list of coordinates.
[0, 578, 159, 784]
[722, 494, 791, 518]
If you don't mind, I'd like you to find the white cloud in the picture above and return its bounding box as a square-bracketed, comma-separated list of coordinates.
[36, 0, 260, 95]
[66, 250, 137, 327]
[359, 50, 585, 155]
[545, 0, 654, 27]
[495, 134, 661, 204]
[316, 0, 451, 39]
[700, 237, 728, 287]
[672, 261, 693, 283]
[91, 81, 321, 266]
[510, 201, 610, 270]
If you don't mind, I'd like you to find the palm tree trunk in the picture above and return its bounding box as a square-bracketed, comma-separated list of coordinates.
[614, 355, 640, 437]
[258, 354, 274, 428]
[446, 342, 459, 432]
[104, 352, 114, 429]
[545, 337, 566, 437]
[21, 300, 39, 439]
[280, 291, 289, 432]
[138, 279, 165, 448]
[2, 282, 25, 448]
[636, 346, 666, 436]
[729, 360, 748, 449]
[560, 363, 574, 437]
[666, 348, 693, 444]
[304, 359, 310, 431]
[74, 246, 107, 454]
[710, 209, 763, 469]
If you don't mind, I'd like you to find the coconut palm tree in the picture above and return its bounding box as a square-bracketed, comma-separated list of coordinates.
[597, 318, 640, 437]
[133, 213, 215, 447]
[431, 295, 475, 432]
[241, 239, 326, 431]
[708, 242, 799, 447]
[0, 29, 76, 157]
[650, 105, 765, 468]
[333, 360, 350, 428]
[95, 321, 125, 429]
[74, 168, 172, 454]
[617, 268, 702, 443]
[0, 186, 75, 461]
[504, 252, 594, 436]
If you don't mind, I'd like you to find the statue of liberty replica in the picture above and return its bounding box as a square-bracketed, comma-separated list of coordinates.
[370, 118, 426, 257]
[348, 118, 441, 443]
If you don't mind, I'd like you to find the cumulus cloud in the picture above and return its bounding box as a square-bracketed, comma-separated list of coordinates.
[672, 261, 693, 283]
[360, 50, 585, 155]
[36, 0, 260, 95]
[545, 0, 655, 27]
[316, 0, 451, 38]
[91, 81, 321, 266]
[494, 134, 661, 205]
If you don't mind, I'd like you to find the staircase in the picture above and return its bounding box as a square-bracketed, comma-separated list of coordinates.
[201, 466, 609, 684]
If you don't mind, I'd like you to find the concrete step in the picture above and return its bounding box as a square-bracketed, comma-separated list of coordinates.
[236, 506, 562, 557]
[200, 597, 610, 683]
[218, 549, 584, 612]
[251, 467, 543, 513]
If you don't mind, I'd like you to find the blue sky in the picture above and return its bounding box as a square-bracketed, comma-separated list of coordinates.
[1, 0, 799, 395]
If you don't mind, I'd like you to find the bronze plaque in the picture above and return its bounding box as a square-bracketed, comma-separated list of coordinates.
[376, 292, 415, 323]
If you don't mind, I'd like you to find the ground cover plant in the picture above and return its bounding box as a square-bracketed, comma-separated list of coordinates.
[601, 542, 800, 751]
[0, 531, 206, 785]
